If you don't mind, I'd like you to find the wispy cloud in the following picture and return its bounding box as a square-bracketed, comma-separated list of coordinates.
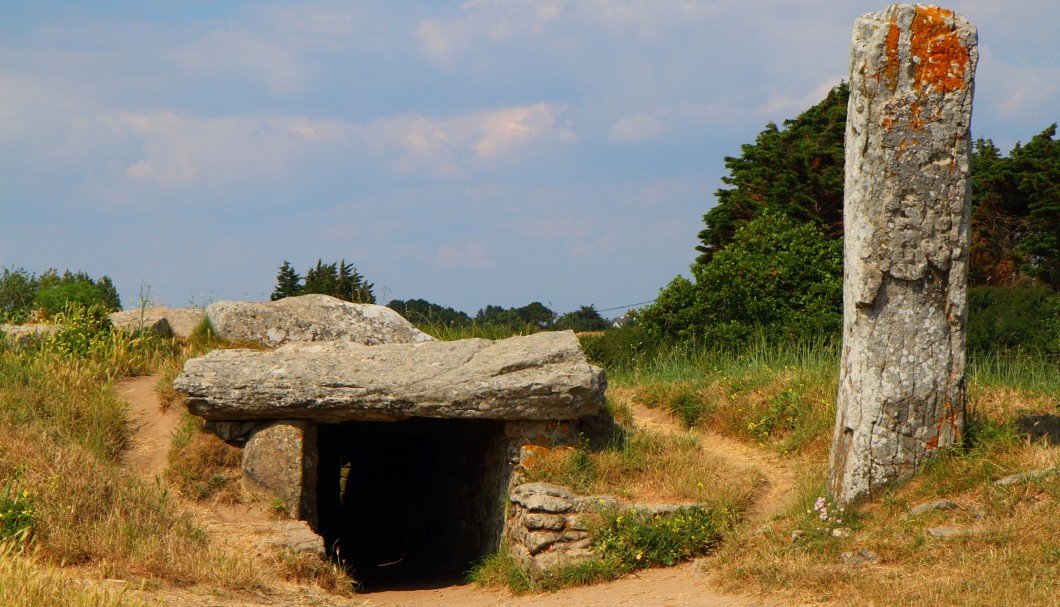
[432, 241, 495, 268]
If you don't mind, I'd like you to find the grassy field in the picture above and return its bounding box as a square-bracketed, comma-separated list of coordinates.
[587, 337, 1059, 606]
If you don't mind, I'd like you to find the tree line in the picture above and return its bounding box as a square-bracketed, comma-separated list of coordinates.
[639, 82, 1060, 352]
[270, 260, 612, 333]
[0, 267, 121, 324]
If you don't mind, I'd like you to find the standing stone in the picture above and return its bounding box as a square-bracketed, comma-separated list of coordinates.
[242, 420, 319, 527]
[830, 5, 977, 505]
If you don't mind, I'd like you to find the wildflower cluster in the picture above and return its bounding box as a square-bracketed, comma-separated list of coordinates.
[592, 506, 724, 570]
[807, 495, 844, 533]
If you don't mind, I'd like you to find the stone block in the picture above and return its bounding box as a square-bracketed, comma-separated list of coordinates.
[242, 420, 318, 527]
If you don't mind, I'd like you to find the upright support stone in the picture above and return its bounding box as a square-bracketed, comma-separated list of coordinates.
[830, 5, 977, 505]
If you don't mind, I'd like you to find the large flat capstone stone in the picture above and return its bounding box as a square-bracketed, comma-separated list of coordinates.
[206, 294, 434, 347]
[174, 330, 606, 422]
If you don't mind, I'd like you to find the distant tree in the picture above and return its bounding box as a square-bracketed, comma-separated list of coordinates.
[969, 125, 1060, 289]
[642, 212, 842, 343]
[474, 302, 556, 329]
[0, 267, 122, 322]
[336, 260, 375, 304]
[387, 299, 471, 326]
[0, 267, 39, 323]
[1011, 125, 1060, 289]
[303, 260, 339, 297]
[271, 261, 303, 301]
[697, 83, 848, 265]
[556, 305, 611, 332]
[273, 259, 375, 304]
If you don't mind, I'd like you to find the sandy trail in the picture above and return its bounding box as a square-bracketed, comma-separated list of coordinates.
[113, 375, 796, 607]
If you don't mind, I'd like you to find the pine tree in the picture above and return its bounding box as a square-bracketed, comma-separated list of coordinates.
[271, 261, 303, 301]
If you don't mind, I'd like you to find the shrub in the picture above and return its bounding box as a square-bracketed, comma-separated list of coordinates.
[967, 286, 1060, 353]
[591, 506, 725, 569]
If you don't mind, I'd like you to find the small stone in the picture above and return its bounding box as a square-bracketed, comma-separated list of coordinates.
[840, 548, 879, 565]
[523, 513, 567, 531]
[995, 468, 1057, 487]
[926, 527, 975, 539]
[520, 494, 574, 514]
[562, 529, 589, 542]
[791, 530, 807, 543]
[908, 499, 959, 516]
[831, 527, 852, 538]
[259, 520, 325, 559]
[525, 531, 563, 554]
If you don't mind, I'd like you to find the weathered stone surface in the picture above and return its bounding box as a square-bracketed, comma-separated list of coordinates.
[206, 294, 433, 347]
[1, 323, 59, 344]
[524, 513, 567, 531]
[995, 467, 1057, 487]
[258, 520, 326, 559]
[109, 308, 204, 339]
[241, 421, 318, 526]
[909, 499, 959, 516]
[511, 482, 577, 502]
[830, 5, 978, 506]
[926, 526, 975, 539]
[203, 420, 262, 444]
[174, 331, 606, 422]
[840, 548, 879, 565]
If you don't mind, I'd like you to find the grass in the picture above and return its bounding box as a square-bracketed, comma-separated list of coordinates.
[0, 541, 152, 607]
[0, 306, 353, 601]
[501, 333, 1059, 603]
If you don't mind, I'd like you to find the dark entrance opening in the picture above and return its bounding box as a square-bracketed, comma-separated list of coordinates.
[316, 418, 510, 588]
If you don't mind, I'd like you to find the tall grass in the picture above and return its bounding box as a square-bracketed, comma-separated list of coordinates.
[0, 542, 151, 607]
[0, 310, 267, 592]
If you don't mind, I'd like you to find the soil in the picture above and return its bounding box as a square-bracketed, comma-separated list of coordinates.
[109, 375, 798, 607]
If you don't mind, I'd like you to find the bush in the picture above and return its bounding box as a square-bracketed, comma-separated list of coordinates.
[580, 325, 658, 373]
[967, 286, 1060, 354]
[591, 506, 725, 569]
[641, 212, 842, 346]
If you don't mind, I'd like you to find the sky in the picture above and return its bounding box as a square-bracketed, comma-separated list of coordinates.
[2, 1, 1058, 317]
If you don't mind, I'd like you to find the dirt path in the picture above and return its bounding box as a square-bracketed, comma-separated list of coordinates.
[118, 375, 184, 477]
[112, 376, 797, 607]
[630, 403, 798, 521]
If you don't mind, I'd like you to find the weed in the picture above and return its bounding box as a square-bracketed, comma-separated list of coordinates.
[0, 480, 35, 543]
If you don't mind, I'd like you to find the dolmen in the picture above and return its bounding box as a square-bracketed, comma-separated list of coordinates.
[172, 294, 606, 579]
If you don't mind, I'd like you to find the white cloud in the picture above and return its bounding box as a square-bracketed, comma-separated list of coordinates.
[416, 19, 471, 64]
[474, 103, 567, 158]
[609, 112, 670, 141]
[432, 241, 495, 268]
[170, 29, 311, 94]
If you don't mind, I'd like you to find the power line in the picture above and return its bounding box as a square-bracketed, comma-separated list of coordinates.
[597, 298, 652, 311]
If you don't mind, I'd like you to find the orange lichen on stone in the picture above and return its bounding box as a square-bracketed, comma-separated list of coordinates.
[909, 6, 969, 93]
[884, 15, 900, 89]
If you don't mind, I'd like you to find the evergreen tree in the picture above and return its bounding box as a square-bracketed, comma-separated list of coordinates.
[273, 259, 375, 303]
[1012, 125, 1060, 289]
[271, 261, 303, 301]
[697, 83, 848, 264]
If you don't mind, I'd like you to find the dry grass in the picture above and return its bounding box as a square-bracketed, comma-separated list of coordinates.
[0, 542, 153, 607]
[705, 375, 1060, 606]
[165, 414, 243, 502]
[524, 429, 762, 516]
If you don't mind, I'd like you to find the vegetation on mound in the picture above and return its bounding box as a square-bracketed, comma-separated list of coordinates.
[0, 306, 355, 603]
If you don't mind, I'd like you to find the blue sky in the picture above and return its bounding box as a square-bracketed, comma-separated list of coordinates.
[2, 1, 1057, 316]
